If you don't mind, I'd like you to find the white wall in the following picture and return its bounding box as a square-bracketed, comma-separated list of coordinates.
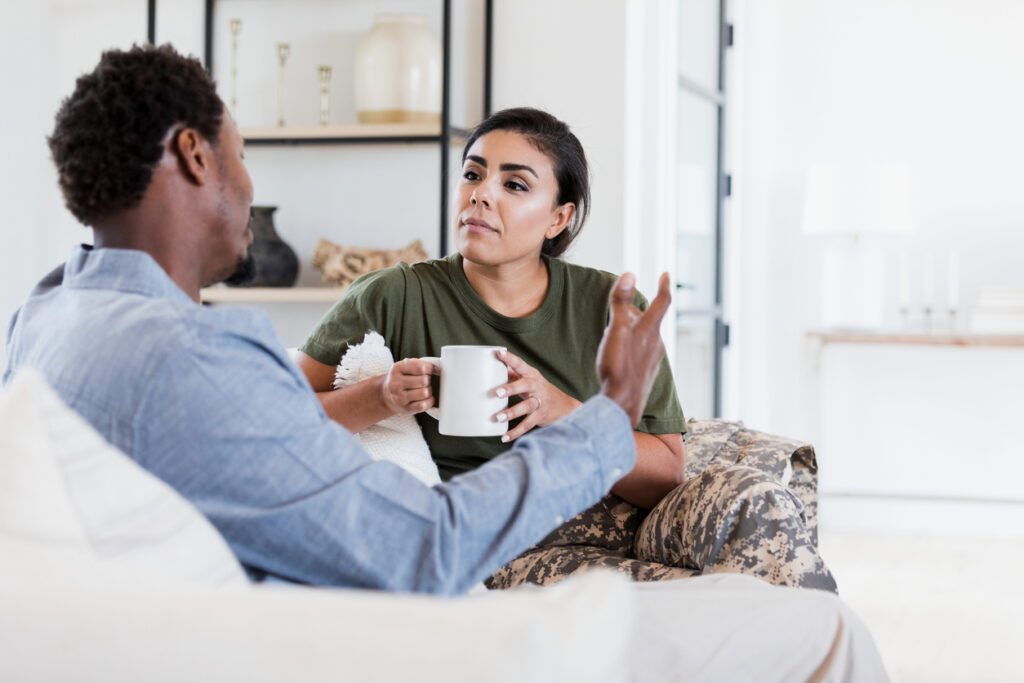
[730, 0, 1024, 435]
[491, 0, 629, 277]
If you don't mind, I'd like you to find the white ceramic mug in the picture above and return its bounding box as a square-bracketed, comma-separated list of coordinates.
[422, 345, 508, 437]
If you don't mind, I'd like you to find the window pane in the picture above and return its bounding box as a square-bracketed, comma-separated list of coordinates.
[675, 315, 715, 420]
[678, 0, 720, 91]
[677, 91, 719, 311]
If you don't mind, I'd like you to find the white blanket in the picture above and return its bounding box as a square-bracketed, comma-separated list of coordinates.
[333, 332, 441, 487]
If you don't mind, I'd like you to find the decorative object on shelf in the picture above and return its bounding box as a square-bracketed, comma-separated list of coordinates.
[317, 65, 332, 126]
[312, 238, 428, 287]
[354, 14, 442, 125]
[229, 19, 242, 116]
[276, 42, 290, 127]
[801, 162, 916, 329]
[227, 206, 299, 288]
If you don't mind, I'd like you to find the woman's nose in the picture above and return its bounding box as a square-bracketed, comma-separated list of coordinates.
[470, 187, 492, 208]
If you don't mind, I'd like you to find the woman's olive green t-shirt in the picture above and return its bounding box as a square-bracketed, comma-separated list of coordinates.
[300, 254, 687, 480]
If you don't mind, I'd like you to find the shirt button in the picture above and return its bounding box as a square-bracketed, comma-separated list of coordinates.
[554, 515, 564, 525]
[611, 468, 623, 478]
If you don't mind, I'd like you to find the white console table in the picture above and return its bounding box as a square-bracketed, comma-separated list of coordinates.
[803, 330, 1024, 538]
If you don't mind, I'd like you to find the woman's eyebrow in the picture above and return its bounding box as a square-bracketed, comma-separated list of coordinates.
[500, 163, 538, 178]
[466, 155, 538, 178]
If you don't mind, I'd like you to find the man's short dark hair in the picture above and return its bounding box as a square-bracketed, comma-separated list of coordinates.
[48, 44, 223, 225]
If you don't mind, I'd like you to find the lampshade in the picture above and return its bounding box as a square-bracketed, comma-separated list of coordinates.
[801, 163, 916, 237]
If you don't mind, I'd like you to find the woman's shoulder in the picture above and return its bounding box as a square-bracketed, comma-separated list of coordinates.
[555, 259, 647, 305]
[347, 255, 455, 298]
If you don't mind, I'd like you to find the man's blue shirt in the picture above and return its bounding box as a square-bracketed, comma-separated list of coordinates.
[3, 246, 636, 594]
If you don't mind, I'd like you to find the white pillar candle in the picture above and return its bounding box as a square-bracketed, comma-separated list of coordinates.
[898, 250, 911, 310]
[922, 252, 934, 311]
[947, 249, 960, 311]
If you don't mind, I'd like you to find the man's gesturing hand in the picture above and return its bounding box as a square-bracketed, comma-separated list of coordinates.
[595, 272, 672, 427]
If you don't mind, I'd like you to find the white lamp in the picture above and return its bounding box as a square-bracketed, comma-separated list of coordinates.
[801, 163, 915, 329]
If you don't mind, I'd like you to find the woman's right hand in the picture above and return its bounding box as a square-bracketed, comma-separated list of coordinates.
[380, 358, 438, 416]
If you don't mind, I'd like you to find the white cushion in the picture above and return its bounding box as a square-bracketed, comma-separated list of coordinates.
[0, 368, 246, 585]
[0, 532, 633, 683]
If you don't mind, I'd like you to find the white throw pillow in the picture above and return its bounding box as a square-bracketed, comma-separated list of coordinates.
[334, 331, 441, 486]
[0, 368, 247, 586]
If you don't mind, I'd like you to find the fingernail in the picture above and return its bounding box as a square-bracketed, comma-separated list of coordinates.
[619, 273, 635, 290]
[495, 388, 506, 398]
[501, 435, 510, 443]
[495, 413, 507, 422]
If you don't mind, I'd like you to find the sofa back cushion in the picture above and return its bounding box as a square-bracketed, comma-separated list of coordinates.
[0, 368, 246, 585]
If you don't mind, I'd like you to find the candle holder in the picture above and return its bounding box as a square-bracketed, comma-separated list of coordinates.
[229, 19, 242, 116]
[318, 65, 332, 126]
[276, 43, 290, 127]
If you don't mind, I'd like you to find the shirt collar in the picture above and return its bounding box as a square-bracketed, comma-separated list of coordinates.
[63, 245, 195, 304]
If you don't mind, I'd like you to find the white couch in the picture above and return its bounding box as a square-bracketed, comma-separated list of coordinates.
[0, 369, 634, 682]
[0, 369, 889, 683]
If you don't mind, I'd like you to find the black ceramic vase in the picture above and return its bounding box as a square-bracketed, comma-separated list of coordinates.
[227, 205, 299, 287]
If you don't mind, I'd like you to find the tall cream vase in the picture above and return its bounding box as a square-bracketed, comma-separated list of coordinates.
[354, 14, 441, 125]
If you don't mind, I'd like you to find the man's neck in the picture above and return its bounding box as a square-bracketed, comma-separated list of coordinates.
[93, 213, 203, 302]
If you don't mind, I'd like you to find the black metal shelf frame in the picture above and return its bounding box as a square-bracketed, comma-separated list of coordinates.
[147, 0, 494, 257]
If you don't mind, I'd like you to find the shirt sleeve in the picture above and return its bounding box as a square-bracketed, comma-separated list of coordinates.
[299, 265, 407, 367]
[135, 313, 636, 595]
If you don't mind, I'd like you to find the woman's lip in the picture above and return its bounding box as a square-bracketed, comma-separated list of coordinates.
[462, 219, 498, 234]
[463, 222, 497, 235]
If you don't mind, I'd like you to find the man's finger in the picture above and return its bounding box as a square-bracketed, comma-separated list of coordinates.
[637, 272, 672, 337]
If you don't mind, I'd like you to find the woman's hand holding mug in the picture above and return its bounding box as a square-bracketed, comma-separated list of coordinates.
[493, 351, 582, 443]
[380, 358, 437, 416]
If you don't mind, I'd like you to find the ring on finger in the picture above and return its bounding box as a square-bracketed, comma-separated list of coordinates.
[532, 395, 542, 411]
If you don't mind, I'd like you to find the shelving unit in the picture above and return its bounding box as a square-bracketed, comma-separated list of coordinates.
[149, 0, 493, 258]
[200, 286, 349, 304]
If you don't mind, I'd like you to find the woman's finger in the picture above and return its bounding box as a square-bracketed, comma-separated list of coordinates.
[501, 410, 543, 442]
[494, 378, 534, 399]
[402, 386, 432, 402]
[497, 349, 536, 377]
[492, 396, 537, 424]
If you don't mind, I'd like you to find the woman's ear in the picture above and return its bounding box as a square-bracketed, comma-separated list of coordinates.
[546, 202, 576, 239]
[171, 127, 211, 186]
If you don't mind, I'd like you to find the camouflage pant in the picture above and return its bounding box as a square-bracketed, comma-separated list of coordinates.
[485, 419, 838, 593]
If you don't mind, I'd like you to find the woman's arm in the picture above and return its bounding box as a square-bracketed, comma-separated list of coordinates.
[493, 350, 686, 509]
[297, 352, 435, 434]
[611, 432, 686, 509]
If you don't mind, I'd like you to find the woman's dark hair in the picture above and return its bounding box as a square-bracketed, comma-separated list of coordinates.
[48, 44, 223, 225]
[462, 107, 591, 258]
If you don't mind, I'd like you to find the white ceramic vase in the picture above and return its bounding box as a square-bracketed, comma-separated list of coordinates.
[354, 14, 441, 125]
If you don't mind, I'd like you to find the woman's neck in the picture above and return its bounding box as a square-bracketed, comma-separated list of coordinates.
[462, 255, 550, 318]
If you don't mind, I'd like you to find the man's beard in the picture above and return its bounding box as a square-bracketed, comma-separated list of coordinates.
[222, 250, 256, 286]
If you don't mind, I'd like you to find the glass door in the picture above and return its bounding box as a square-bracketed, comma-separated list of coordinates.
[676, 0, 729, 418]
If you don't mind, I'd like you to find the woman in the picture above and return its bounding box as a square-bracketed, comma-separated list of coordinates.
[298, 108, 835, 591]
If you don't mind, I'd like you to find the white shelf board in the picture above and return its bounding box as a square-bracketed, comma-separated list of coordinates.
[241, 123, 441, 141]
[201, 286, 348, 304]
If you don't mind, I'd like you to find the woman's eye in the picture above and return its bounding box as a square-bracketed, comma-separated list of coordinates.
[462, 169, 480, 181]
[506, 180, 528, 192]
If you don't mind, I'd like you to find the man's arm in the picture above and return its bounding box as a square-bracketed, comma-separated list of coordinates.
[135, 272, 668, 594]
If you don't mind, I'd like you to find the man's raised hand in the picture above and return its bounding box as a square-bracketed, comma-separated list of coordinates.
[595, 272, 672, 426]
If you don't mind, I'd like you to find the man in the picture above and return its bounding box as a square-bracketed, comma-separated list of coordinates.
[4, 45, 887, 679]
[3, 43, 668, 593]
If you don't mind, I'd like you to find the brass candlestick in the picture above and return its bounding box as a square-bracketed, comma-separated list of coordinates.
[318, 65, 332, 126]
[229, 19, 242, 116]
[276, 43, 290, 127]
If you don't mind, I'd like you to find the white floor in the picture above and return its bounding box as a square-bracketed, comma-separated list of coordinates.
[819, 531, 1024, 683]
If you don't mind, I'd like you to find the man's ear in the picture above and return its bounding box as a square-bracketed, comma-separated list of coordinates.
[546, 203, 575, 240]
[171, 127, 211, 186]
